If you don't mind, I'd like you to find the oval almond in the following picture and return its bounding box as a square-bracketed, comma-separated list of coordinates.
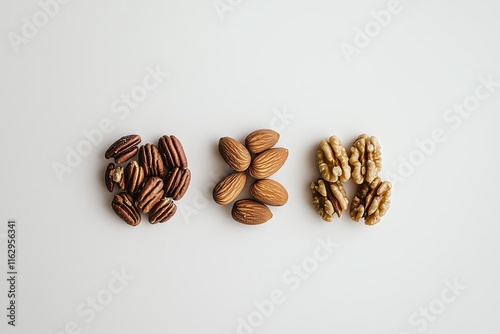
[218, 137, 251, 172]
[231, 199, 273, 225]
[245, 129, 280, 154]
[249, 179, 288, 206]
[248, 147, 288, 179]
[213, 172, 247, 205]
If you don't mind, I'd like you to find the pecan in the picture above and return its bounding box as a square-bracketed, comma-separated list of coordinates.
[164, 167, 191, 200]
[350, 177, 391, 226]
[105, 134, 141, 164]
[135, 177, 164, 214]
[317, 136, 351, 183]
[310, 178, 348, 222]
[111, 192, 141, 226]
[105, 163, 125, 192]
[158, 135, 188, 169]
[139, 144, 165, 178]
[124, 161, 145, 196]
[349, 134, 382, 184]
[149, 198, 177, 224]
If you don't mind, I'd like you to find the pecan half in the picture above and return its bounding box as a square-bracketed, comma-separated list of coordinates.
[350, 177, 391, 226]
[105, 134, 141, 164]
[349, 134, 382, 184]
[311, 178, 348, 222]
[124, 161, 145, 196]
[158, 135, 188, 169]
[317, 136, 351, 183]
[149, 198, 177, 224]
[105, 163, 125, 192]
[139, 144, 165, 177]
[111, 192, 141, 226]
[135, 177, 164, 214]
[164, 167, 191, 200]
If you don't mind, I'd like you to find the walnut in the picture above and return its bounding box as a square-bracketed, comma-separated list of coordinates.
[311, 178, 348, 222]
[350, 177, 391, 226]
[349, 134, 382, 184]
[317, 136, 351, 183]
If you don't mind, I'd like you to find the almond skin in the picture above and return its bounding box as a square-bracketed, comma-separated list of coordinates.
[213, 172, 247, 205]
[245, 129, 280, 154]
[249, 179, 288, 206]
[248, 147, 288, 179]
[231, 199, 273, 225]
[218, 137, 251, 172]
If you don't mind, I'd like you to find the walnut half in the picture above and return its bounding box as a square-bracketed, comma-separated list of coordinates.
[311, 178, 348, 222]
[317, 136, 351, 183]
[350, 177, 391, 226]
[349, 134, 382, 184]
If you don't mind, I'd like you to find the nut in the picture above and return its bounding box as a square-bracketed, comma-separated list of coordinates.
[139, 144, 165, 177]
[218, 137, 251, 172]
[245, 129, 280, 154]
[310, 179, 348, 222]
[149, 198, 177, 224]
[111, 192, 141, 226]
[158, 135, 188, 169]
[349, 134, 382, 184]
[249, 179, 288, 206]
[105, 134, 141, 164]
[135, 177, 164, 214]
[248, 148, 288, 179]
[231, 199, 273, 225]
[105, 163, 125, 192]
[350, 177, 391, 226]
[164, 167, 191, 200]
[124, 161, 145, 196]
[317, 136, 351, 183]
[213, 172, 246, 205]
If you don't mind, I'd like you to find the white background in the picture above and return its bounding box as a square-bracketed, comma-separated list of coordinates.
[1, 0, 500, 333]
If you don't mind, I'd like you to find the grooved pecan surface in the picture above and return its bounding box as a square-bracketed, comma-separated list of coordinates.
[105, 134, 141, 164]
[139, 144, 165, 177]
[164, 168, 191, 200]
[149, 198, 177, 224]
[136, 177, 164, 214]
[158, 135, 188, 169]
[111, 192, 141, 226]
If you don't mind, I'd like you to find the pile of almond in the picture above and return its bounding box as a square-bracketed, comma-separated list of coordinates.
[213, 129, 289, 225]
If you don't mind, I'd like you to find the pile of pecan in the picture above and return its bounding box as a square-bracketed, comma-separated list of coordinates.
[310, 134, 392, 225]
[104, 134, 190, 226]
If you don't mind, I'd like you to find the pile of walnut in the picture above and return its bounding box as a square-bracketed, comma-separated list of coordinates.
[213, 129, 289, 225]
[310, 134, 392, 225]
[104, 134, 190, 226]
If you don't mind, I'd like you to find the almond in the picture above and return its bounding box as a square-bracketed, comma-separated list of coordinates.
[248, 147, 288, 179]
[231, 199, 273, 225]
[218, 137, 251, 172]
[213, 172, 246, 205]
[249, 179, 288, 206]
[245, 129, 280, 154]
